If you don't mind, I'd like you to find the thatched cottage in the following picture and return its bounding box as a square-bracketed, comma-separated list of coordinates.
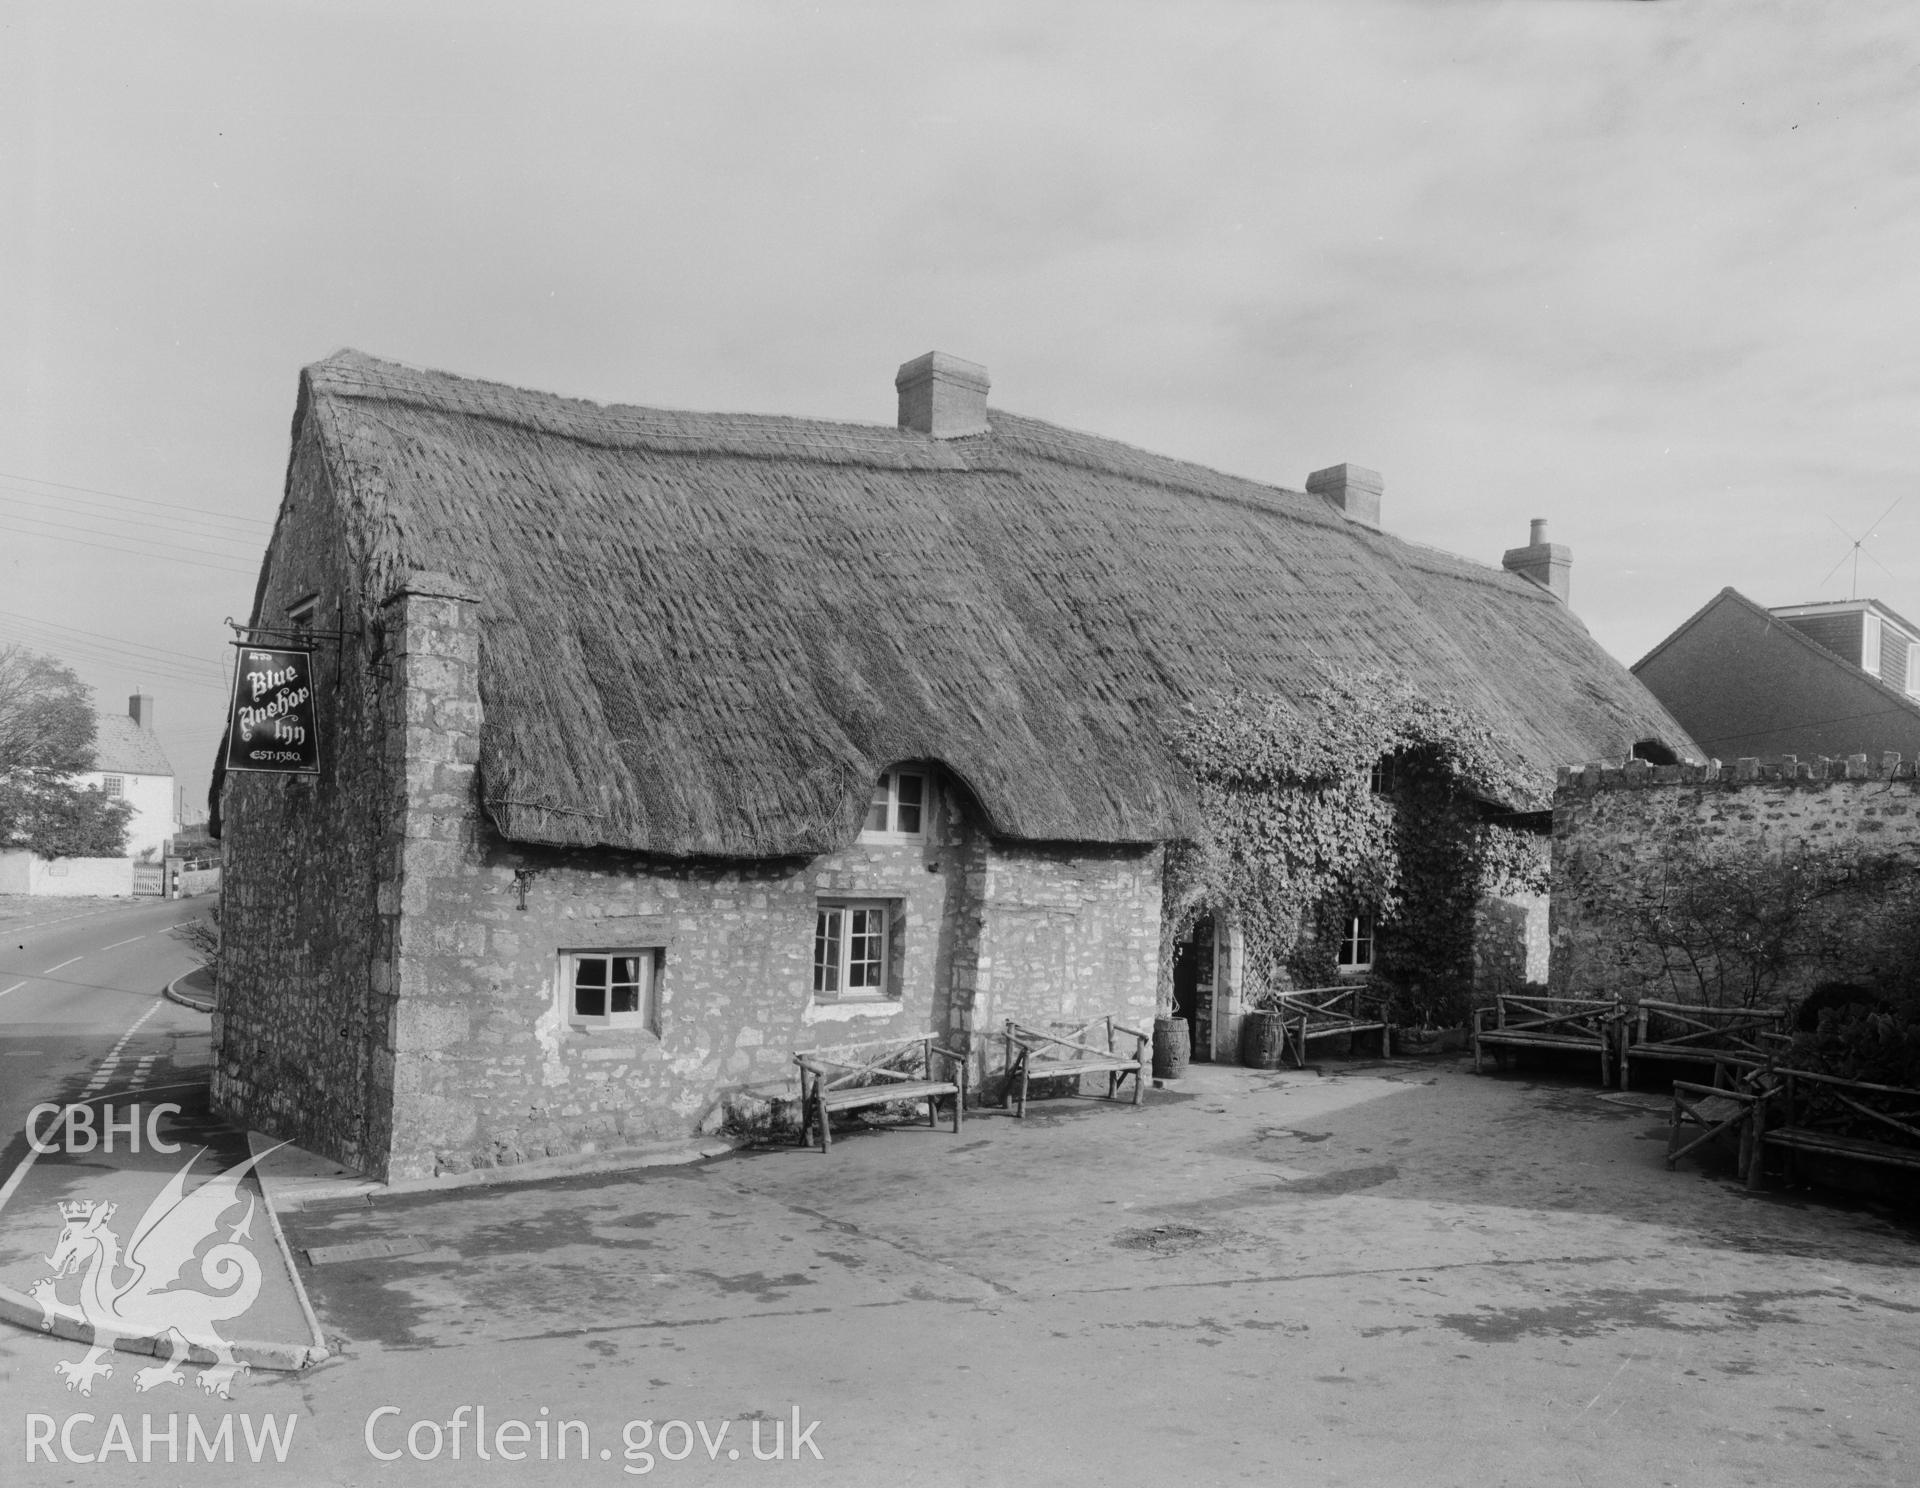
[214, 349, 1689, 1180]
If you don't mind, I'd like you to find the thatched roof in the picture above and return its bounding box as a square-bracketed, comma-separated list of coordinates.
[269, 350, 1693, 856]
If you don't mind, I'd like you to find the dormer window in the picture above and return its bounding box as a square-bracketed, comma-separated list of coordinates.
[861, 768, 926, 840]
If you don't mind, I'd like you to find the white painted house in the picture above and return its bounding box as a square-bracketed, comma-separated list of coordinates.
[77, 695, 178, 859]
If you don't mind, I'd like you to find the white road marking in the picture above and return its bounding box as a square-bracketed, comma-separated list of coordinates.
[80, 1001, 166, 1096]
[42, 956, 82, 973]
[0, 903, 131, 937]
[0, 1002, 189, 1218]
[0, 980, 25, 998]
[99, 935, 147, 950]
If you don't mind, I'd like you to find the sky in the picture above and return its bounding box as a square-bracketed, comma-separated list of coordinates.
[3, 0, 1917, 818]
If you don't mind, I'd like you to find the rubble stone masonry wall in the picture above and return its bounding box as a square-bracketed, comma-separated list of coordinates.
[1550, 753, 1920, 1005]
[214, 423, 388, 1174]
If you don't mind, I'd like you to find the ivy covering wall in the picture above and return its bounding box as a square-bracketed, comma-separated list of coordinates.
[1165, 666, 1548, 1027]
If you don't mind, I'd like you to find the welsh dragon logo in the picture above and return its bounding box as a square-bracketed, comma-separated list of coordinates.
[29, 1146, 278, 1399]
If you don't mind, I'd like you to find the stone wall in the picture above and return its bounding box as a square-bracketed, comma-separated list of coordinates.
[959, 841, 1163, 1096]
[367, 757, 1158, 1177]
[1550, 753, 1920, 1006]
[0, 851, 133, 897]
[215, 420, 389, 1173]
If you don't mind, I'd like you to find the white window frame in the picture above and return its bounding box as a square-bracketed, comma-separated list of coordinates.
[102, 775, 125, 799]
[1336, 914, 1375, 974]
[563, 948, 663, 1033]
[858, 768, 928, 843]
[812, 900, 897, 1002]
[287, 595, 320, 632]
[1905, 639, 1920, 697]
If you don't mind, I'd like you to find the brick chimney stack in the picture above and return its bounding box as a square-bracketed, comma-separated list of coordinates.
[1502, 519, 1571, 603]
[896, 352, 990, 439]
[1306, 464, 1383, 529]
[129, 694, 155, 730]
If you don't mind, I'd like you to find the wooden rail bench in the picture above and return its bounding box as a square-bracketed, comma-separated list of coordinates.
[1472, 994, 1621, 1085]
[793, 1035, 967, 1153]
[1620, 1000, 1788, 1090]
[1667, 1079, 1763, 1178]
[1259, 984, 1393, 1067]
[1750, 1067, 1920, 1190]
[1003, 1016, 1150, 1117]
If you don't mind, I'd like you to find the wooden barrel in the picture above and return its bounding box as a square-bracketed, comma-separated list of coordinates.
[1152, 1016, 1190, 1079]
[1239, 1010, 1288, 1069]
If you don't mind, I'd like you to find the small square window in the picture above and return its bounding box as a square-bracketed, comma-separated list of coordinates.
[859, 768, 927, 840]
[1337, 915, 1374, 972]
[287, 595, 320, 632]
[102, 776, 125, 799]
[813, 901, 897, 1001]
[565, 948, 663, 1032]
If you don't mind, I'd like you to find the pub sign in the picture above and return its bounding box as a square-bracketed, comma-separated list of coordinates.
[225, 647, 320, 773]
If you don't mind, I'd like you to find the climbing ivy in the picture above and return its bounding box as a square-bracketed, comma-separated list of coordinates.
[1167, 665, 1550, 1027]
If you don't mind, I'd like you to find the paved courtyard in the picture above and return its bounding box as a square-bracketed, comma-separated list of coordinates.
[6, 1052, 1915, 1485]
[272, 1056, 1920, 1486]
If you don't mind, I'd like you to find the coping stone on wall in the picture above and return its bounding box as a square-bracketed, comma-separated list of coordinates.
[1554, 751, 1911, 799]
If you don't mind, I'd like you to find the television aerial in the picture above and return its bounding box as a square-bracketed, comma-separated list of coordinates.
[1820, 496, 1903, 599]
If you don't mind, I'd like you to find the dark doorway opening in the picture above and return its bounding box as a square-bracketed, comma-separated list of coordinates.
[1171, 914, 1217, 1061]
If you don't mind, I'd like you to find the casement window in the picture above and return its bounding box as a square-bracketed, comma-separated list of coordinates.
[1368, 758, 1396, 795]
[813, 901, 895, 1000]
[860, 768, 926, 840]
[1908, 643, 1920, 697]
[1336, 914, 1375, 973]
[565, 948, 663, 1032]
[102, 776, 125, 799]
[287, 595, 319, 632]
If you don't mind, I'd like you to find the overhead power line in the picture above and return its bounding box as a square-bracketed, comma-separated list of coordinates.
[0, 629, 232, 691]
[0, 469, 274, 531]
[0, 488, 268, 551]
[0, 515, 261, 576]
[0, 606, 235, 675]
[0, 617, 234, 690]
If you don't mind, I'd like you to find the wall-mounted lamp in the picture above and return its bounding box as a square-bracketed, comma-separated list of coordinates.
[511, 866, 541, 911]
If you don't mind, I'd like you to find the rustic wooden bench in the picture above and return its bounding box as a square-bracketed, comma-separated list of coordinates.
[1260, 983, 1393, 1067]
[1667, 1079, 1764, 1180]
[1750, 1067, 1920, 1190]
[793, 1035, 967, 1153]
[1620, 1000, 1789, 1090]
[1472, 993, 1621, 1085]
[1002, 1016, 1150, 1117]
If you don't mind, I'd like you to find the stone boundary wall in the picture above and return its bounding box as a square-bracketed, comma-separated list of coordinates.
[1559, 751, 1917, 791]
[1550, 752, 1920, 1006]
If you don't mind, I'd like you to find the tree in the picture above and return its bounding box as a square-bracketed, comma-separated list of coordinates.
[0, 646, 132, 858]
[0, 646, 97, 773]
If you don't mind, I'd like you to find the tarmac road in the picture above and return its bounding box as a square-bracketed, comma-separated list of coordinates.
[0, 895, 213, 1150]
[7, 1046, 1911, 1487]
